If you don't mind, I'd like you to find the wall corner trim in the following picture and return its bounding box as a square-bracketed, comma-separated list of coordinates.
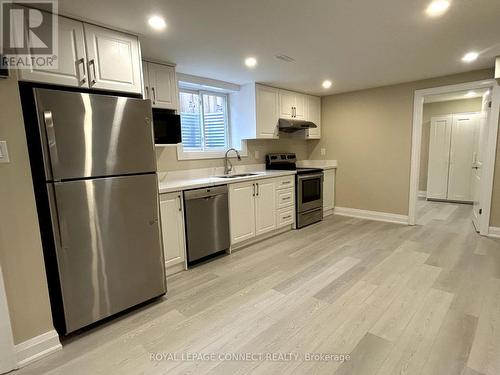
[487, 227, 500, 238]
[15, 330, 61, 368]
[334, 207, 409, 225]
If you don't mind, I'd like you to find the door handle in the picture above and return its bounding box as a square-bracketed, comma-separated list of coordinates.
[145, 86, 149, 99]
[177, 195, 182, 211]
[252, 183, 255, 197]
[152, 87, 156, 104]
[256, 183, 259, 196]
[88, 59, 97, 86]
[77, 58, 86, 85]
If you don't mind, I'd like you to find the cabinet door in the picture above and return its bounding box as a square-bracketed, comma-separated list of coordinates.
[447, 114, 476, 202]
[307, 95, 321, 139]
[294, 93, 307, 119]
[255, 180, 276, 236]
[427, 115, 452, 200]
[147, 62, 179, 110]
[229, 182, 256, 244]
[19, 15, 88, 88]
[84, 24, 142, 93]
[160, 192, 186, 273]
[256, 85, 279, 138]
[323, 169, 335, 213]
[142, 62, 150, 100]
[279, 90, 295, 119]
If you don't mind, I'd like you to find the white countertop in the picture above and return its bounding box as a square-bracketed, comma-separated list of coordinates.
[296, 160, 338, 170]
[158, 167, 296, 194]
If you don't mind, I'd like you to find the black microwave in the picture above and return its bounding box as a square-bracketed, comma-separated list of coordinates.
[152, 108, 182, 145]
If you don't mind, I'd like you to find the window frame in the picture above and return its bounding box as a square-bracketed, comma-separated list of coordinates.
[177, 88, 247, 160]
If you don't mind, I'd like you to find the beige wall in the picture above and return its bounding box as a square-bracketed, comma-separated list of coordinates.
[156, 137, 309, 171]
[419, 98, 482, 191]
[0, 76, 54, 343]
[309, 68, 494, 216]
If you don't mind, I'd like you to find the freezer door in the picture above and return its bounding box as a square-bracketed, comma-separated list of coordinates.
[50, 174, 166, 333]
[35, 88, 156, 180]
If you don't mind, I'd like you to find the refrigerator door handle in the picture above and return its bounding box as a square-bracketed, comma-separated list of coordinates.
[43, 110, 61, 178]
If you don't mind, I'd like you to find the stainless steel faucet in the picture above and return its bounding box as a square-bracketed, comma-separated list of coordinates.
[224, 148, 241, 175]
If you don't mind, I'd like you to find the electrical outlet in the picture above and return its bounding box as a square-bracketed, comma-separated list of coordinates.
[0, 141, 10, 163]
[254, 150, 260, 159]
[320, 148, 326, 156]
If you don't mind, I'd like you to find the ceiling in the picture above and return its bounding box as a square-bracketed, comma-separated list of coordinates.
[58, 0, 500, 96]
[424, 88, 489, 103]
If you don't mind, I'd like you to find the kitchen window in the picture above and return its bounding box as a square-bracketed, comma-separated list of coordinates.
[179, 89, 230, 154]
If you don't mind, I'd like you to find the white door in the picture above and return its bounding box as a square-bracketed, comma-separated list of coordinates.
[294, 93, 306, 119]
[323, 169, 335, 213]
[147, 63, 178, 110]
[19, 15, 88, 87]
[159, 193, 186, 273]
[229, 182, 256, 244]
[256, 85, 279, 138]
[473, 97, 491, 230]
[255, 180, 276, 236]
[0, 267, 16, 374]
[279, 90, 295, 119]
[142, 62, 150, 100]
[84, 24, 142, 93]
[427, 115, 452, 199]
[307, 95, 321, 139]
[447, 114, 477, 202]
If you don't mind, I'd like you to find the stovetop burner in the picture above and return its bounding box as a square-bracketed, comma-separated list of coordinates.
[265, 153, 323, 174]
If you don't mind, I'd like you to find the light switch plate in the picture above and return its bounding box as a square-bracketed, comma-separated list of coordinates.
[0, 141, 10, 163]
[320, 148, 326, 156]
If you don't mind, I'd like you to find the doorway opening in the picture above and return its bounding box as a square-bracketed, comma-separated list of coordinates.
[408, 80, 500, 235]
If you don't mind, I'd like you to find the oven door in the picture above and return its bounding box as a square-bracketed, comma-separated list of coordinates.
[297, 173, 323, 212]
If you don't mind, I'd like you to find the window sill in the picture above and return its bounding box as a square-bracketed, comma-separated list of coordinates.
[176, 141, 248, 161]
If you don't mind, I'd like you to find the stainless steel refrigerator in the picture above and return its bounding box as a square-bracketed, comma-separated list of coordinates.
[33, 88, 166, 335]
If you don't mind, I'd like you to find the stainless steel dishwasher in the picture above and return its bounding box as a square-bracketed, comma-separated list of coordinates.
[183, 185, 230, 264]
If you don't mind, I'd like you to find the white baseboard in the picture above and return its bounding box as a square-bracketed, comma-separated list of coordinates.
[334, 207, 409, 225]
[488, 227, 500, 238]
[418, 190, 427, 198]
[15, 330, 61, 368]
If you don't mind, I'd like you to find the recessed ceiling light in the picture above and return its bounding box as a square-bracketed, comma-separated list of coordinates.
[245, 57, 257, 68]
[464, 91, 477, 98]
[148, 16, 166, 31]
[426, 0, 450, 17]
[322, 80, 332, 89]
[462, 51, 479, 63]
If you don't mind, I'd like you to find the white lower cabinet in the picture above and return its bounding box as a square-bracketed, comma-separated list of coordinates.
[159, 192, 186, 275]
[255, 180, 277, 236]
[323, 169, 335, 216]
[230, 176, 295, 245]
[229, 182, 256, 244]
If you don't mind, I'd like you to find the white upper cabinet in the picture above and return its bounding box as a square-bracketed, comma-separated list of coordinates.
[279, 90, 307, 119]
[84, 24, 142, 94]
[306, 95, 321, 139]
[230, 83, 279, 141]
[18, 15, 88, 87]
[144, 62, 179, 110]
[256, 84, 279, 138]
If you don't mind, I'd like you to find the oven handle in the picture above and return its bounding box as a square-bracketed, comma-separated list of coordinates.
[297, 173, 324, 181]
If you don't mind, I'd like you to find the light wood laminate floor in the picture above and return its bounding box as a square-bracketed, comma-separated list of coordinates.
[16, 203, 500, 375]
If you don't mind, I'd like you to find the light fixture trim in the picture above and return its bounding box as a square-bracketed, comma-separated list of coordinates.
[426, 0, 451, 17]
[148, 15, 167, 30]
[244, 57, 257, 68]
[462, 51, 479, 63]
[322, 80, 332, 89]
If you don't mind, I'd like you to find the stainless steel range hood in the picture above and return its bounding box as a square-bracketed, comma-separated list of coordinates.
[496, 56, 500, 84]
[278, 118, 317, 133]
